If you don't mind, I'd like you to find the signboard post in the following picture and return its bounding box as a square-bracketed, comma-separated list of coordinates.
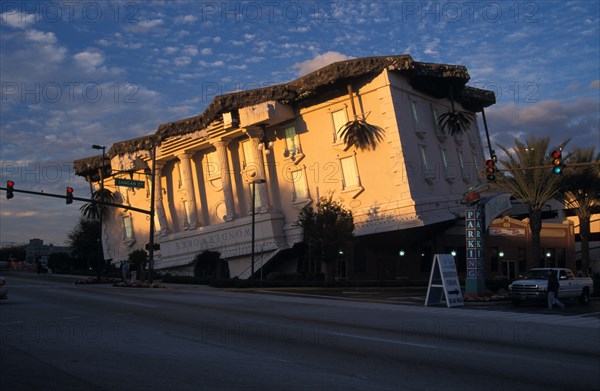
[425, 254, 464, 307]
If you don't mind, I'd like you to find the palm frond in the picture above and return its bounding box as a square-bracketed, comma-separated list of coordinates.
[79, 188, 118, 221]
[437, 110, 475, 136]
[339, 119, 385, 151]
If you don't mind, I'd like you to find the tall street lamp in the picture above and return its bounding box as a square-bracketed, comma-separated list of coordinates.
[251, 178, 266, 279]
[92, 144, 106, 275]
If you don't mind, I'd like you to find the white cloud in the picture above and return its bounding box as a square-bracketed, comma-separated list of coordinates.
[176, 14, 198, 24]
[0, 11, 36, 28]
[291, 51, 353, 76]
[126, 19, 164, 32]
[200, 48, 213, 55]
[74, 51, 104, 71]
[183, 45, 198, 56]
[25, 29, 57, 44]
[198, 60, 225, 67]
[174, 56, 191, 66]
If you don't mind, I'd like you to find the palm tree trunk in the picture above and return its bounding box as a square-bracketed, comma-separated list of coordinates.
[347, 85, 357, 120]
[579, 215, 591, 275]
[529, 208, 543, 267]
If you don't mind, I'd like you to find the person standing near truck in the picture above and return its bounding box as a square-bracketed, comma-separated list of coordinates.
[547, 269, 565, 309]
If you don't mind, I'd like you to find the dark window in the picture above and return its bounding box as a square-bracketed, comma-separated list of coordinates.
[490, 247, 499, 272]
[354, 247, 366, 273]
[419, 247, 432, 272]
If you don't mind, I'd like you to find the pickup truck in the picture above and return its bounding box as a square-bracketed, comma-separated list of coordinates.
[508, 268, 593, 305]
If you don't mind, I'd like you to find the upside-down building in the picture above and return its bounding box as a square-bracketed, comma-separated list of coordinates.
[75, 55, 515, 280]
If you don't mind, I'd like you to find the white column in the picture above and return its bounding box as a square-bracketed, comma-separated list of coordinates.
[213, 140, 236, 220]
[154, 163, 169, 235]
[177, 152, 198, 229]
[246, 130, 270, 212]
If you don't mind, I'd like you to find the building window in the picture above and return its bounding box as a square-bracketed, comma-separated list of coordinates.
[440, 146, 456, 183]
[289, 166, 309, 203]
[440, 146, 448, 170]
[410, 99, 420, 127]
[411, 98, 427, 139]
[122, 215, 134, 241]
[331, 108, 348, 143]
[490, 247, 499, 272]
[338, 154, 364, 198]
[419, 247, 432, 273]
[284, 126, 304, 163]
[340, 155, 359, 189]
[354, 247, 366, 273]
[457, 148, 471, 182]
[431, 104, 446, 142]
[419, 144, 429, 171]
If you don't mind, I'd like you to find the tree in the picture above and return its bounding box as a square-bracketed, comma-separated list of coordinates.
[437, 85, 475, 136]
[79, 188, 117, 221]
[68, 218, 102, 272]
[338, 85, 385, 151]
[128, 249, 148, 282]
[559, 147, 600, 275]
[297, 195, 355, 282]
[79, 187, 117, 278]
[493, 136, 570, 266]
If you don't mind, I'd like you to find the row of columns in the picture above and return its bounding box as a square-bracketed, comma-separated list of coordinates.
[151, 133, 270, 235]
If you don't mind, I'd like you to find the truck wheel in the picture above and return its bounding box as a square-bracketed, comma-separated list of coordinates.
[579, 288, 590, 305]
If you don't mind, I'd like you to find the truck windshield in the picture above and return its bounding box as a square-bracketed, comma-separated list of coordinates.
[524, 270, 550, 280]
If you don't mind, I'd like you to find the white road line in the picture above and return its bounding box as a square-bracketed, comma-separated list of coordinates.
[330, 331, 438, 349]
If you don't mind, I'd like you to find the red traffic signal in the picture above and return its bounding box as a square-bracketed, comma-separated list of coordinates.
[6, 180, 14, 199]
[485, 159, 496, 181]
[66, 187, 74, 204]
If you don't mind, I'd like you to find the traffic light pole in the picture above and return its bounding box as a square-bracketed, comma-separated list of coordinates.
[0, 186, 152, 215]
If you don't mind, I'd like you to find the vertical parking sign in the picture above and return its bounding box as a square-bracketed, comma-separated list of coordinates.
[465, 208, 485, 294]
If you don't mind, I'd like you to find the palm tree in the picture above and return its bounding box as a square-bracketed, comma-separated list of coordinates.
[338, 85, 385, 151]
[79, 187, 117, 279]
[437, 85, 475, 136]
[493, 136, 570, 266]
[559, 147, 600, 275]
[79, 188, 117, 221]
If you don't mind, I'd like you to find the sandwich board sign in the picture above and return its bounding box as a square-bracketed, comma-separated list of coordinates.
[425, 254, 464, 307]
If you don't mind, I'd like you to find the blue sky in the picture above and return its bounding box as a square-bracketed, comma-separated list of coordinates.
[1, 0, 599, 247]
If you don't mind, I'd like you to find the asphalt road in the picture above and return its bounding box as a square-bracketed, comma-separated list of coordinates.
[1, 274, 599, 391]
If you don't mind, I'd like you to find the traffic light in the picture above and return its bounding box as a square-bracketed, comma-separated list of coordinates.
[66, 187, 74, 204]
[6, 181, 14, 199]
[551, 150, 563, 174]
[485, 159, 496, 182]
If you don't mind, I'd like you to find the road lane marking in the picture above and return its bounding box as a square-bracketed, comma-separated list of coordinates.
[330, 332, 438, 349]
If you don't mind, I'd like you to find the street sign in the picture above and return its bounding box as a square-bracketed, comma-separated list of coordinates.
[115, 178, 145, 189]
